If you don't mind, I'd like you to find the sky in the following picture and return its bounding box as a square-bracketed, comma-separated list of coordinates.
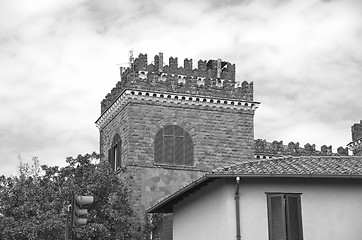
[0, 0, 361, 176]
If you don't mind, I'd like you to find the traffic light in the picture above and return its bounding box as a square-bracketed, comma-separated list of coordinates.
[71, 194, 94, 228]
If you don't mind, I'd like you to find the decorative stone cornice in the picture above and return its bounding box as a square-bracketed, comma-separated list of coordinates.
[95, 89, 260, 129]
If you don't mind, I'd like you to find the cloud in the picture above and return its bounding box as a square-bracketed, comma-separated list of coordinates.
[0, 0, 361, 175]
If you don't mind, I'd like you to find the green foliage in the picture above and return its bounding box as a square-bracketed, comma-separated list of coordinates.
[0, 153, 141, 240]
[143, 213, 164, 239]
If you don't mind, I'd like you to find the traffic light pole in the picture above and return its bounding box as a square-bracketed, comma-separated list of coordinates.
[65, 204, 71, 240]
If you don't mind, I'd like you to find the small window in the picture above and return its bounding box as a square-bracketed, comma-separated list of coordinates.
[154, 125, 194, 166]
[108, 133, 122, 171]
[266, 193, 303, 240]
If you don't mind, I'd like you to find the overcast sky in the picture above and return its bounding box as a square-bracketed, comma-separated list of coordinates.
[1, 0, 361, 176]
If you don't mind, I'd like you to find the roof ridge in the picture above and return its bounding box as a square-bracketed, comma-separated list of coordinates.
[210, 155, 362, 176]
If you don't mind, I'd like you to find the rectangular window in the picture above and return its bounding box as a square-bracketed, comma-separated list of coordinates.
[266, 193, 303, 240]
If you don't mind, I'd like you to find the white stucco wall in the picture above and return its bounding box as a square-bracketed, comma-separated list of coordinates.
[173, 177, 362, 240]
[173, 178, 236, 240]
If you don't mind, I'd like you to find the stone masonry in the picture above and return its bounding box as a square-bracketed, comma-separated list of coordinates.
[96, 53, 259, 225]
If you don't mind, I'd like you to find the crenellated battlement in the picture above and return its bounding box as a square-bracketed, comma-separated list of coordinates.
[254, 139, 349, 157]
[352, 120, 362, 142]
[348, 120, 362, 156]
[100, 52, 253, 114]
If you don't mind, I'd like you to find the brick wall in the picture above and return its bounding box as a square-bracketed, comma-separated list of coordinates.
[100, 100, 255, 170]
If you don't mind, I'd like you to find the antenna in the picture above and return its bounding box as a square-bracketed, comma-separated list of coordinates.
[129, 50, 134, 71]
[115, 50, 135, 78]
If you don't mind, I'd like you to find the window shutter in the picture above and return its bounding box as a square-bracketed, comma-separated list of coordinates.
[108, 148, 115, 170]
[154, 125, 194, 166]
[164, 136, 175, 164]
[175, 136, 184, 165]
[174, 126, 183, 136]
[164, 125, 174, 135]
[286, 195, 303, 240]
[116, 141, 122, 170]
[184, 133, 193, 165]
[109, 133, 121, 171]
[268, 195, 286, 240]
[154, 131, 163, 163]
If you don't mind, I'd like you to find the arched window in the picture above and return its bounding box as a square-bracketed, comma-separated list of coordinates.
[154, 125, 194, 166]
[108, 133, 121, 171]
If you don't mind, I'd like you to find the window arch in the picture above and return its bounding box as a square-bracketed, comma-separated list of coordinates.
[108, 133, 122, 171]
[154, 125, 194, 166]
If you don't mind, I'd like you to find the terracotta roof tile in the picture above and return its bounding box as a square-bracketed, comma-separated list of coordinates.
[210, 156, 362, 176]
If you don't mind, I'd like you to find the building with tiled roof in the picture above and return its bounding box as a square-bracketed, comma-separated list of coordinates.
[149, 155, 362, 213]
[148, 155, 362, 240]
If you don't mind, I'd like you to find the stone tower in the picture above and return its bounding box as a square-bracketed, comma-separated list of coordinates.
[348, 120, 362, 156]
[95, 52, 259, 238]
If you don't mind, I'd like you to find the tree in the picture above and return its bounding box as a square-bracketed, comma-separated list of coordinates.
[0, 152, 141, 240]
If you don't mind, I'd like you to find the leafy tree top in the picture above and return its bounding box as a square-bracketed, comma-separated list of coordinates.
[0, 153, 141, 240]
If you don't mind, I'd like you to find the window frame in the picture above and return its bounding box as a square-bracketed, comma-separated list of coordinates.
[108, 133, 122, 171]
[154, 125, 194, 166]
[266, 192, 303, 240]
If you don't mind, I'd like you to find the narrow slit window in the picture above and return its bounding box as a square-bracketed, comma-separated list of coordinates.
[108, 133, 122, 171]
